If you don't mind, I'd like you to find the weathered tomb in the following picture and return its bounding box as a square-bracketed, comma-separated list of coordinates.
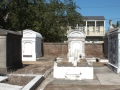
[22, 29, 43, 61]
[67, 30, 86, 62]
[54, 30, 93, 80]
[0, 29, 22, 74]
[108, 28, 120, 73]
[53, 62, 93, 80]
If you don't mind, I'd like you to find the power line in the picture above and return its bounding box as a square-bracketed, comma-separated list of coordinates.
[81, 6, 120, 8]
[105, 18, 120, 20]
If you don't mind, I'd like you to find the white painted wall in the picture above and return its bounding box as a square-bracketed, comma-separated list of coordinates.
[54, 66, 93, 80]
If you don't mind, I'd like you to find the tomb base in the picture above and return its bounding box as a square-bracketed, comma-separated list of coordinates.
[109, 63, 120, 73]
[53, 65, 93, 80]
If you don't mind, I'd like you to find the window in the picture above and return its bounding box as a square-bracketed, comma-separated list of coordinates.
[86, 39, 92, 43]
[96, 25, 100, 32]
[87, 25, 90, 31]
[94, 39, 99, 43]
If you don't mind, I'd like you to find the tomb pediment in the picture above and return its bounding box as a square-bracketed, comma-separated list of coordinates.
[67, 30, 86, 38]
[23, 29, 42, 38]
[23, 32, 33, 37]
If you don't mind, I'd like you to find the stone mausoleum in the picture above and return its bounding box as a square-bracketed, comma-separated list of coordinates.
[22, 29, 43, 61]
[0, 29, 22, 74]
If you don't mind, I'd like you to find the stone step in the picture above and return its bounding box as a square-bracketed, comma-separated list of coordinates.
[0, 76, 8, 82]
[0, 83, 23, 90]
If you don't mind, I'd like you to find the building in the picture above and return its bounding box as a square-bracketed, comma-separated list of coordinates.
[83, 16, 105, 43]
[68, 16, 105, 43]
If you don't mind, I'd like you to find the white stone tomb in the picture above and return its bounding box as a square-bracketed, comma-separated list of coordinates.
[67, 30, 86, 62]
[22, 29, 43, 61]
[53, 30, 94, 80]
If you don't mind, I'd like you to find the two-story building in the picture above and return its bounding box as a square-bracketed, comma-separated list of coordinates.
[68, 16, 105, 43]
[83, 16, 105, 43]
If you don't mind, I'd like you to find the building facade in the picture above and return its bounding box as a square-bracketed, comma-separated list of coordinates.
[68, 16, 105, 43]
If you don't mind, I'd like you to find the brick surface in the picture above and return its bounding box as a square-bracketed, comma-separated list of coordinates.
[43, 43, 68, 57]
[43, 43, 104, 57]
[85, 43, 104, 57]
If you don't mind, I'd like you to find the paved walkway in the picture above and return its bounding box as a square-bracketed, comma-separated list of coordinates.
[95, 67, 120, 85]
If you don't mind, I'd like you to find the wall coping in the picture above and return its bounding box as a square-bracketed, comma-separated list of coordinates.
[43, 42, 68, 45]
[43, 42, 103, 45]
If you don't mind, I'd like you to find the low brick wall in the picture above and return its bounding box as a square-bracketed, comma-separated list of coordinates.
[43, 43, 68, 57]
[43, 43, 104, 57]
[85, 43, 104, 57]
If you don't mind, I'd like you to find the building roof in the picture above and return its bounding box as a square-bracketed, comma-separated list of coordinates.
[83, 16, 105, 20]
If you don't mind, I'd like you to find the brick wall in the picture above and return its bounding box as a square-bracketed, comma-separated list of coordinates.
[43, 43, 104, 57]
[85, 43, 104, 57]
[43, 43, 68, 57]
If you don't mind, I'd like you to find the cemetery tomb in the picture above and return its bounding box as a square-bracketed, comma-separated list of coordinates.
[108, 28, 120, 73]
[54, 30, 94, 80]
[22, 29, 43, 61]
[0, 29, 22, 74]
[67, 30, 86, 62]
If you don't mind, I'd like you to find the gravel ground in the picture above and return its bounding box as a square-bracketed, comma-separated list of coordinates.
[5, 55, 55, 86]
[11, 55, 55, 74]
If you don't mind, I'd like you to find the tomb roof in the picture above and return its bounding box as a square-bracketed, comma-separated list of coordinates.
[23, 29, 43, 38]
[0, 29, 22, 35]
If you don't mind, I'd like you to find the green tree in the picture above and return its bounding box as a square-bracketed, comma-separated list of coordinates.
[0, 0, 7, 28]
[0, 0, 83, 42]
[112, 24, 115, 28]
[116, 21, 120, 27]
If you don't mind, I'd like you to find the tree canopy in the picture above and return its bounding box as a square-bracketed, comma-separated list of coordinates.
[0, 0, 83, 42]
[112, 21, 120, 28]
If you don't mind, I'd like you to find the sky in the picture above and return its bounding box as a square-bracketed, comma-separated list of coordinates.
[73, 0, 120, 30]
